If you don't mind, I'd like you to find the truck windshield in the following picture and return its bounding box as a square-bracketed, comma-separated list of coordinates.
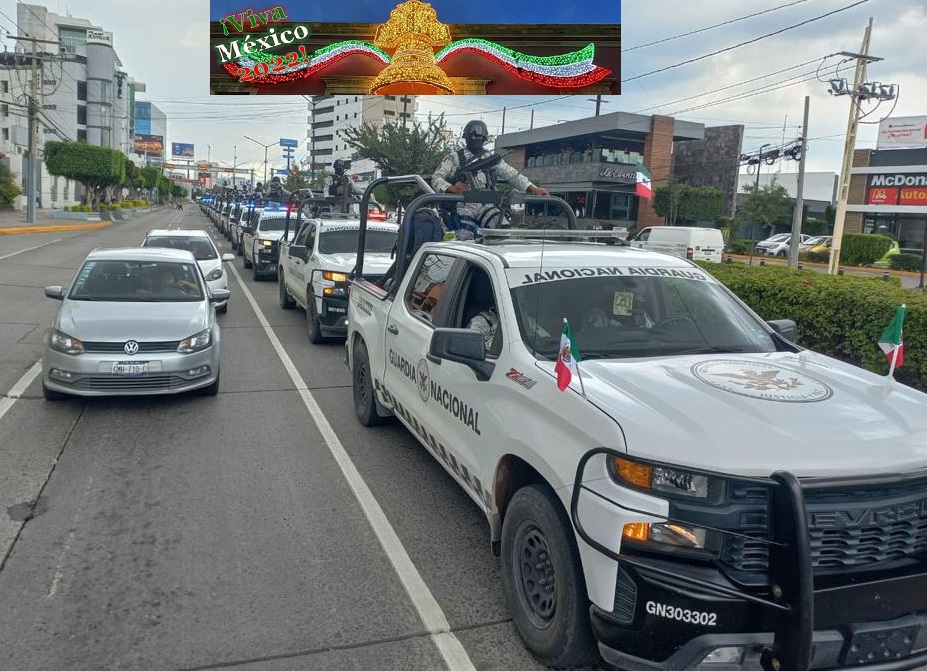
[258, 217, 288, 232]
[508, 271, 778, 360]
[319, 230, 396, 254]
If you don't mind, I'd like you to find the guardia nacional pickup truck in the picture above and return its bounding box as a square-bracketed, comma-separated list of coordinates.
[345, 176, 927, 671]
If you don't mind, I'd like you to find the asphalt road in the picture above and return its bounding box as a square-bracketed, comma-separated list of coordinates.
[0, 207, 575, 671]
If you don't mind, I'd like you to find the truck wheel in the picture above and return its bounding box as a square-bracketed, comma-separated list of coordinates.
[501, 485, 598, 668]
[352, 341, 386, 426]
[279, 273, 295, 309]
[243, 251, 252, 269]
[307, 297, 324, 344]
[253, 262, 262, 282]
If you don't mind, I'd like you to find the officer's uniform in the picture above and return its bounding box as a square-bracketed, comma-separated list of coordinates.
[431, 148, 536, 232]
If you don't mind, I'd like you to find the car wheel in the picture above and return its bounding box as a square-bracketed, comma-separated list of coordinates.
[501, 484, 598, 668]
[216, 303, 228, 315]
[307, 296, 323, 344]
[42, 381, 68, 401]
[777, 250, 787, 257]
[352, 341, 386, 426]
[199, 369, 220, 396]
[279, 272, 295, 309]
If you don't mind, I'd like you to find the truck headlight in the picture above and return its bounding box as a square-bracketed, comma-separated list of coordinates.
[323, 271, 348, 282]
[258, 239, 273, 247]
[610, 457, 709, 499]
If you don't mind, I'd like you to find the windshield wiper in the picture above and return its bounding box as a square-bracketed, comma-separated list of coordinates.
[673, 346, 747, 355]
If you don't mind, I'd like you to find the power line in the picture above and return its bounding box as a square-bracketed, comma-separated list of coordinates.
[624, 0, 810, 51]
[622, 0, 870, 83]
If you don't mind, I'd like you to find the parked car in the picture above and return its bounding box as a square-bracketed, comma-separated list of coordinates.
[141, 229, 235, 313]
[753, 233, 792, 255]
[41, 247, 229, 399]
[760, 233, 813, 257]
[797, 235, 831, 255]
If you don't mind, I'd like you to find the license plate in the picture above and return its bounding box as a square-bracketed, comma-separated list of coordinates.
[113, 361, 149, 376]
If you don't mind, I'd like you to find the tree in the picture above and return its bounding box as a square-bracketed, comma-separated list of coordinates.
[0, 163, 21, 210]
[339, 115, 454, 209]
[44, 141, 125, 209]
[171, 184, 187, 198]
[653, 180, 724, 225]
[121, 158, 143, 199]
[284, 166, 315, 194]
[736, 178, 794, 239]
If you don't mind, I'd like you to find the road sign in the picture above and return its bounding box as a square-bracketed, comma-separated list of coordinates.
[279, 138, 298, 148]
[276, 169, 289, 175]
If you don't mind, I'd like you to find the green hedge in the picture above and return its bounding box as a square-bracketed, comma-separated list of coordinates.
[891, 253, 923, 272]
[695, 261, 927, 391]
[841, 233, 893, 267]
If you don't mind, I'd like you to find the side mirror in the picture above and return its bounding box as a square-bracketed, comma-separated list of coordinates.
[210, 288, 231, 303]
[242, 226, 254, 235]
[767, 319, 798, 342]
[289, 244, 309, 261]
[44, 285, 65, 300]
[221, 253, 235, 262]
[428, 328, 495, 381]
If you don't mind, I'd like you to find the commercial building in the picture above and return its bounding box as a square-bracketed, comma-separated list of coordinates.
[496, 112, 744, 230]
[306, 94, 417, 188]
[846, 147, 927, 253]
[133, 101, 167, 164]
[0, 4, 145, 209]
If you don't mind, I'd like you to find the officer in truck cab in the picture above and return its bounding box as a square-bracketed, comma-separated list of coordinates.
[432, 120, 549, 234]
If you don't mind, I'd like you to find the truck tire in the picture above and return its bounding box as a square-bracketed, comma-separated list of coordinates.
[243, 250, 252, 269]
[307, 296, 324, 344]
[279, 272, 296, 309]
[352, 341, 387, 426]
[253, 262, 262, 282]
[501, 484, 598, 668]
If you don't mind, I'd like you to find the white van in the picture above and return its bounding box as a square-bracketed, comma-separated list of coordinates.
[629, 225, 724, 263]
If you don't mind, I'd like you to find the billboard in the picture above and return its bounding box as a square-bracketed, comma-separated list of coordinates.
[172, 142, 195, 158]
[134, 134, 164, 158]
[877, 116, 927, 149]
[135, 102, 151, 135]
[86, 29, 113, 46]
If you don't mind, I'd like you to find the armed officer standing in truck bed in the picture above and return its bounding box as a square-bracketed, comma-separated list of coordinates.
[432, 120, 549, 234]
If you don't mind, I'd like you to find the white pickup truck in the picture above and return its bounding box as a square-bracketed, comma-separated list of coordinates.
[278, 215, 398, 343]
[344, 183, 927, 671]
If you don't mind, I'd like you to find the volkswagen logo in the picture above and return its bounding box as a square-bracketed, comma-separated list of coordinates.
[123, 340, 140, 355]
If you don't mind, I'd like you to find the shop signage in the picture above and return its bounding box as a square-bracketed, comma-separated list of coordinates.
[599, 168, 636, 182]
[877, 116, 927, 149]
[869, 173, 927, 188]
[899, 187, 927, 206]
[867, 187, 898, 205]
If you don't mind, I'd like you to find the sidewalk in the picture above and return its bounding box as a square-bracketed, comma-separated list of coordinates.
[0, 208, 109, 236]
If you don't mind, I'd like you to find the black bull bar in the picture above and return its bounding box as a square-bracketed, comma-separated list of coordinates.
[570, 447, 927, 671]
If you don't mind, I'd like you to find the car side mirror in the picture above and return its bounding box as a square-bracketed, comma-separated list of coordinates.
[289, 244, 309, 261]
[428, 328, 495, 381]
[221, 253, 235, 262]
[767, 319, 798, 342]
[210, 288, 231, 303]
[44, 285, 65, 300]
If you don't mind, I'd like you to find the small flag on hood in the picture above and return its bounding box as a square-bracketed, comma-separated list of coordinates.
[555, 318, 581, 391]
[636, 166, 652, 199]
[878, 304, 905, 372]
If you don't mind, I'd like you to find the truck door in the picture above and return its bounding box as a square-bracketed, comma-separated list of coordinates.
[289, 221, 315, 306]
[382, 251, 461, 466]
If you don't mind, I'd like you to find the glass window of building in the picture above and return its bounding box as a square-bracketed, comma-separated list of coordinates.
[77, 81, 87, 101]
[58, 27, 86, 54]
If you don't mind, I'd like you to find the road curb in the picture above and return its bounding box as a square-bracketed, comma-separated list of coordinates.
[0, 221, 113, 236]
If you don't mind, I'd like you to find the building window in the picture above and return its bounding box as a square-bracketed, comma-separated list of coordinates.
[354, 96, 358, 102]
[58, 27, 86, 54]
[77, 81, 87, 101]
[77, 129, 87, 142]
[354, 112, 357, 118]
[1, 128, 8, 141]
[77, 105, 87, 125]
[1, 81, 7, 93]
[385, 95, 396, 100]
[384, 110, 394, 116]
[1, 104, 7, 118]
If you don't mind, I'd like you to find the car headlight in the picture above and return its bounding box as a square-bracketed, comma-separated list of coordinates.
[205, 267, 223, 281]
[49, 329, 84, 355]
[322, 271, 348, 282]
[177, 329, 212, 353]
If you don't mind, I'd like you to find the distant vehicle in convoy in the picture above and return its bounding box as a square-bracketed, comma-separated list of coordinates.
[241, 205, 295, 280]
[629, 226, 724, 263]
[41, 247, 227, 399]
[345, 176, 927, 671]
[141, 229, 235, 313]
[278, 215, 398, 343]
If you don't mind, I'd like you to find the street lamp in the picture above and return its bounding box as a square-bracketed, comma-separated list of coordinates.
[243, 135, 275, 187]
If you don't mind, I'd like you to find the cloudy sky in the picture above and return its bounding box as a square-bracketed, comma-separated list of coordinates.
[0, 0, 922, 181]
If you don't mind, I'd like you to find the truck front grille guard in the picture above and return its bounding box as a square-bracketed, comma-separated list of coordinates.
[570, 448, 814, 671]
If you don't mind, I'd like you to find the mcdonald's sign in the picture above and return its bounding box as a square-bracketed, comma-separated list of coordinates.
[866, 187, 898, 205]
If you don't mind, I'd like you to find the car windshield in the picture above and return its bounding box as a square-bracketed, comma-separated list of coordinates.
[69, 260, 205, 302]
[258, 217, 288, 231]
[318, 229, 396, 254]
[144, 236, 217, 260]
[507, 267, 778, 360]
[804, 236, 826, 245]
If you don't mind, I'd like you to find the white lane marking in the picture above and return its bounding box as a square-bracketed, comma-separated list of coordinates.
[228, 263, 478, 671]
[0, 361, 42, 422]
[0, 238, 65, 261]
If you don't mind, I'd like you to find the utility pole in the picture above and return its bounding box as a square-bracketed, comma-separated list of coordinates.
[788, 96, 810, 268]
[828, 18, 873, 275]
[530, 109, 534, 129]
[243, 135, 273, 186]
[232, 145, 237, 190]
[587, 95, 609, 117]
[501, 107, 506, 135]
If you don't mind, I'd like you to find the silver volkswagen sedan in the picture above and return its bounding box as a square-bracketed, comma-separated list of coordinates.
[41, 247, 229, 400]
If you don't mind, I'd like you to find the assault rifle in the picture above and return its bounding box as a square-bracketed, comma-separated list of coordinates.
[449, 151, 512, 191]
